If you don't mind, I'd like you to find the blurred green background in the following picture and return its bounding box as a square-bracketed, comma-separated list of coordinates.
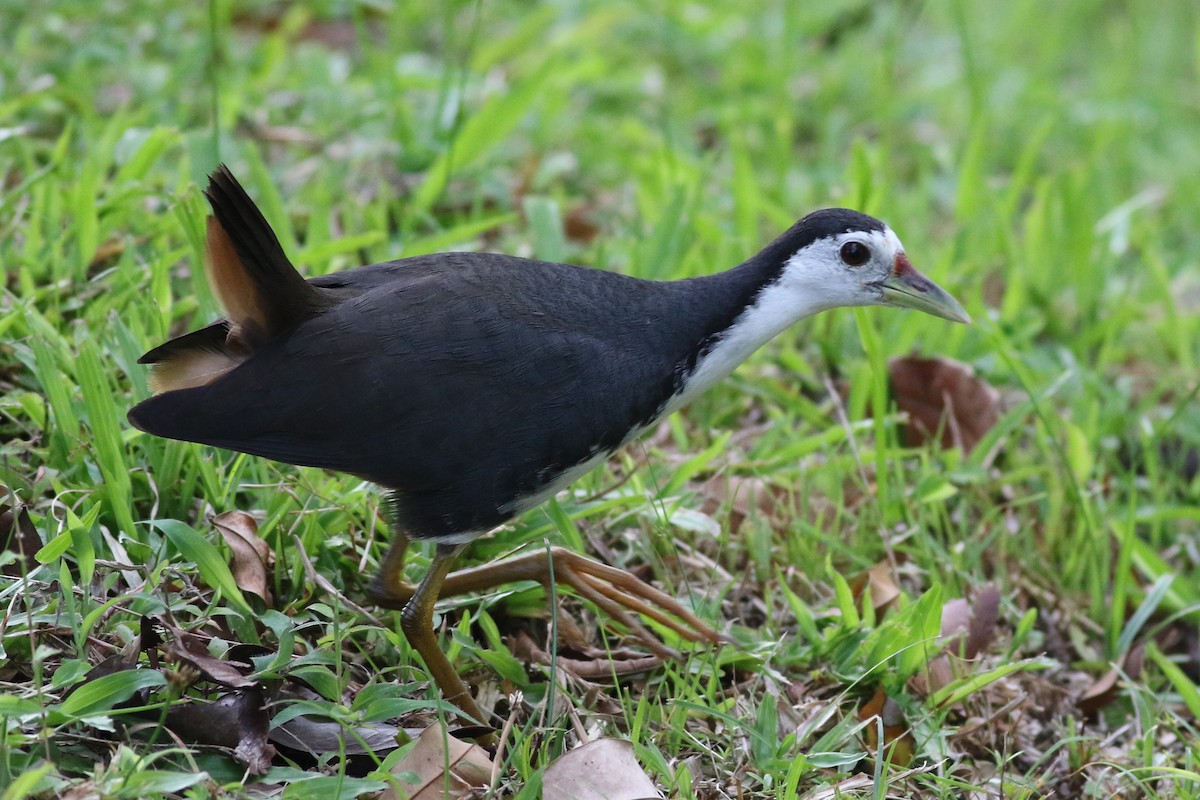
[3, 0, 1200, 796]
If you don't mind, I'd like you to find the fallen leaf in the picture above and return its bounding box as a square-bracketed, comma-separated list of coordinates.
[919, 654, 957, 697]
[858, 686, 915, 766]
[700, 474, 787, 534]
[230, 7, 371, 51]
[163, 687, 276, 774]
[59, 653, 140, 707]
[940, 598, 972, 641]
[963, 585, 1001, 660]
[55, 653, 166, 730]
[212, 511, 273, 606]
[379, 725, 492, 800]
[165, 627, 257, 689]
[1077, 643, 1145, 714]
[270, 683, 404, 758]
[913, 587, 1003, 697]
[804, 762, 942, 799]
[554, 603, 597, 652]
[58, 783, 106, 800]
[543, 738, 663, 800]
[889, 355, 1000, 454]
[87, 238, 127, 273]
[851, 560, 901, 617]
[563, 205, 601, 244]
[938, 586, 1000, 659]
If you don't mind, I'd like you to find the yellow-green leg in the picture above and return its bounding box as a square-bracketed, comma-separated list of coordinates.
[373, 539, 488, 727]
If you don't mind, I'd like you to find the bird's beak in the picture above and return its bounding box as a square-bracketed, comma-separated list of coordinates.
[878, 253, 971, 324]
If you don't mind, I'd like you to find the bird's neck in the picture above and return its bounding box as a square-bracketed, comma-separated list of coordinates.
[662, 252, 834, 413]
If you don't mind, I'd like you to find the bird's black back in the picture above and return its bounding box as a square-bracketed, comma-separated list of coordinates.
[130, 251, 778, 538]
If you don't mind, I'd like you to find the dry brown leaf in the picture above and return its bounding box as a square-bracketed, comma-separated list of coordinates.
[87, 238, 127, 273]
[163, 688, 276, 774]
[564, 205, 601, 244]
[851, 559, 901, 617]
[919, 654, 958, 696]
[963, 585, 1001, 659]
[700, 474, 792, 534]
[939, 586, 1000, 659]
[889, 355, 1000, 454]
[61, 653, 140, 707]
[805, 762, 942, 799]
[858, 686, 915, 765]
[166, 629, 257, 689]
[554, 606, 595, 652]
[380, 725, 492, 800]
[58, 784, 104, 800]
[543, 738, 663, 800]
[1076, 666, 1120, 715]
[1077, 643, 1145, 714]
[940, 597, 972, 642]
[913, 587, 1002, 697]
[230, 8, 370, 51]
[212, 510, 273, 606]
[60, 655, 145, 716]
[922, 599, 972, 694]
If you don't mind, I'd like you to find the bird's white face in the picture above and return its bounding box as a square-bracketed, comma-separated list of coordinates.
[780, 226, 970, 323]
[667, 215, 969, 413]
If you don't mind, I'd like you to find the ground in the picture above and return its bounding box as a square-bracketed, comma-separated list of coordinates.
[2, 1, 1199, 798]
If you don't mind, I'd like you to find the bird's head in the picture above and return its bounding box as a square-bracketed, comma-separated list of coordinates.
[776, 209, 970, 324]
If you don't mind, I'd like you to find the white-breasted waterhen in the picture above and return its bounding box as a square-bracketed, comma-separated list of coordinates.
[128, 165, 969, 728]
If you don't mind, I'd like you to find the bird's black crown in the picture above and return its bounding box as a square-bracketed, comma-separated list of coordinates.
[768, 208, 886, 257]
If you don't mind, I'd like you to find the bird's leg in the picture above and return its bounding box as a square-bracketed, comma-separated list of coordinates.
[369, 538, 723, 711]
[372, 539, 488, 727]
[370, 528, 415, 603]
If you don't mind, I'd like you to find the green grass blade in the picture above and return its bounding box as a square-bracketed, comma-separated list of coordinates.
[55, 669, 167, 719]
[153, 519, 253, 617]
[77, 341, 136, 537]
[1146, 644, 1200, 721]
[410, 59, 561, 217]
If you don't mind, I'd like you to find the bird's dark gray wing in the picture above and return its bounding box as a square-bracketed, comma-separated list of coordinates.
[128, 257, 695, 537]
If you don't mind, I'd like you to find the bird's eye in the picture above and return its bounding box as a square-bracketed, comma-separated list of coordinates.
[839, 241, 871, 267]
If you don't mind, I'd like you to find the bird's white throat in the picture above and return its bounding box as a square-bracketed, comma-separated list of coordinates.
[665, 227, 900, 414]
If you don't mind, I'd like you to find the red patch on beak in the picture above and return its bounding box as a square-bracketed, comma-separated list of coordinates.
[893, 252, 915, 277]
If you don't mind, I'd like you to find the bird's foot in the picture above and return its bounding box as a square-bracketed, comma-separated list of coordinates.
[368, 541, 724, 683]
[415, 546, 725, 660]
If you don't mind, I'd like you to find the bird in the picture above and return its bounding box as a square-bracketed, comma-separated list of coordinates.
[128, 165, 969, 728]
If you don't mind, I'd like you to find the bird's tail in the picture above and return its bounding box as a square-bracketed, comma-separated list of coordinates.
[134, 165, 324, 396]
[202, 164, 323, 341]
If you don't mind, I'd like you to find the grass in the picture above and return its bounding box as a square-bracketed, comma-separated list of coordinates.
[3, 0, 1200, 796]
